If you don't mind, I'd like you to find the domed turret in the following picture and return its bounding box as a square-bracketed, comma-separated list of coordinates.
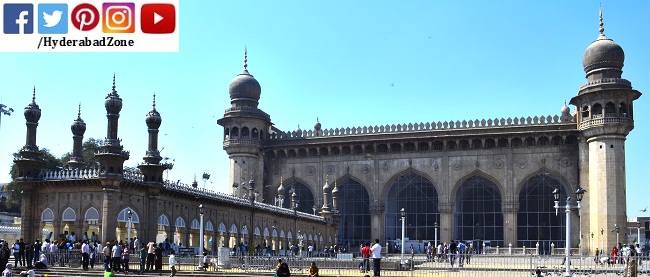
[71, 104, 86, 136]
[24, 88, 41, 123]
[582, 9, 625, 81]
[146, 94, 162, 129]
[314, 117, 321, 131]
[278, 176, 285, 194]
[105, 75, 123, 114]
[561, 102, 570, 116]
[229, 48, 261, 107]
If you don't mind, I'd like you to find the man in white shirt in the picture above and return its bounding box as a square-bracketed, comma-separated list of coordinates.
[370, 239, 382, 276]
[168, 250, 177, 276]
[81, 241, 90, 269]
[111, 242, 122, 272]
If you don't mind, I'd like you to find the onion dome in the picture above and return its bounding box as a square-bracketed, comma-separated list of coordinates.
[277, 176, 285, 194]
[331, 180, 339, 195]
[146, 94, 162, 129]
[24, 87, 41, 123]
[295, 124, 302, 133]
[561, 101, 570, 116]
[582, 9, 624, 78]
[105, 74, 123, 114]
[229, 48, 261, 107]
[71, 104, 86, 136]
[323, 176, 331, 192]
[314, 117, 321, 131]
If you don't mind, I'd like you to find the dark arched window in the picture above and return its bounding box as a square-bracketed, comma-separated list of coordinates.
[472, 139, 482, 149]
[485, 139, 496, 149]
[230, 127, 239, 138]
[512, 138, 522, 147]
[517, 174, 569, 250]
[241, 127, 250, 138]
[592, 103, 603, 116]
[498, 138, 508, 148]
[385, 173, 439, 243]
[309, 148, 318, 157]
[390, 143, 401, 152]
[433, 141, 444, 151]
[447, 141, 456, 150]
[459, 140, 469, 150]
[280, 182, 314, 215]
[418, 142, 429, 151]
[298, 149, 307, 157]
[337, 179, 371, 246]
[454, 175, 504, 248]
[538, 136, 549, 146]
[320, 147, 329, 156]
[605, 102, 616, 116]
[251, 128, 259, 139]
[353, 145, 363, 154]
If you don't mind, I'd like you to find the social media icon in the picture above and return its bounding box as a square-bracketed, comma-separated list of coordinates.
[141, 3, 176, 34]
[71, 3, 99, 31]
[38, 3, 68, 34]
[103, 3, 135, 33]
[3, 4, 33, 34]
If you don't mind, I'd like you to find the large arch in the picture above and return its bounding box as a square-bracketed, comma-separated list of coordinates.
[517, 172, 570, 251]
[454, 173, 504, 247]
[384, 172, 439, 245]
[279, 177, 315, 214]
[336, 177, 371, 247]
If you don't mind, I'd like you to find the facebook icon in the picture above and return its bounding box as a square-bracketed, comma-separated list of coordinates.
[3, 4, 34, 34]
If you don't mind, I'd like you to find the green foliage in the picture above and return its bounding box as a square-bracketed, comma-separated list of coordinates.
[5, 138, 103, 209]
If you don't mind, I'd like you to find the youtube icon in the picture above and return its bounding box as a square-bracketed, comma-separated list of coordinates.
[141, 3, 176, 34]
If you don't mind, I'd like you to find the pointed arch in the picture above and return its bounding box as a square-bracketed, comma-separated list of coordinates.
[263, 228, 269, 237]
[62, 207, 76, 222]
[175, 217, 186, 228]
[383, 169, 440, 243]
[272, 229, 278, 237]
[280, 230, 285, 238]
[332, 172, 372, 199]
[517, 170, 571, 249]
[254, 227, 261, 236]
[278, 176, 316, 214]
[84, 207, 100, 221]
[334, 173, 371, 246]
[41, 208, 55, 222]
[241, 225, 248, 235]
[453, 171, 504, 247]
[117, 208, 140, 223]
[380, 167, 439, 200]
[191, 219, 200, 229]
[450, 169, 505, 199]
[158, 214, 170, 226]
[514, 166, 575, 198]
[230, 224, 238, 234]
[287, 231, 293, 239]
[218, 222, 227, 233]
[205, 221, 214, 231]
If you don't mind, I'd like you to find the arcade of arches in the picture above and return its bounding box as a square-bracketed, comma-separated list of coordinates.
[280, 171, 576, 249]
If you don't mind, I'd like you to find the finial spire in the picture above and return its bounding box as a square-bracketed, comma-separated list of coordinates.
[280, 176, 283, 186]
[599, 4, 605, 35]
[77, 103, 82, 118]
[243, 47, 248, 71]
[152, 93, 157, 111]
[112, 73, 116, 93]
[32, 86, 36, 103]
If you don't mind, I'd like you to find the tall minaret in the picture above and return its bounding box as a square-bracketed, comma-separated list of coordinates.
[14, 88, 45, 179]
[66, 104, 87, 169]
[138, 94, 166, 184]
[217, 48, 272, 200]
[15, 88, 45, 244]
[570, 8, 641, 253]
[96, 75, 129, 175]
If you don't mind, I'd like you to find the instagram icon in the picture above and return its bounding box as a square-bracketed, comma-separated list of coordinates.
[102, 3, 135, 33]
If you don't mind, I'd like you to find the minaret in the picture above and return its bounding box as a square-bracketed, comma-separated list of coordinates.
[277, 176, 285, 207]
[290, 185, 297, 210]
[321, 176, 332, 214]
[66, 104, 87, 169]
[331, 180, 339, 213]
[14, 88, 45, 179]
[217, 48, 272, 200]
[569, 8, 641, 253]
[138, 94, 166, 184]
[96, 74, 129, 175]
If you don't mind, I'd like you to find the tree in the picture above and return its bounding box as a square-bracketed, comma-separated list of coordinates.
[60, 138, 102, 169]
[4, 148, 63, 210]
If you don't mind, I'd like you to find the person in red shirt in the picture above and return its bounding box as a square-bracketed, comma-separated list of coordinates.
[611, 245, 619, 264]
[361, 243, 371, 273]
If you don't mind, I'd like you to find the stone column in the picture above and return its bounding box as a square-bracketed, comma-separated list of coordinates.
[369, 201, 384, 242]
[20, 188, 35, 243]
[101, 186, 119, 243]
[438, 202, 454, 244]
[502, 201, 518, 246]
[146, 194, 159, 243]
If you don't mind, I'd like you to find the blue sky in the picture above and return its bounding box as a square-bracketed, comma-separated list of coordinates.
[1, 1, 649, 218]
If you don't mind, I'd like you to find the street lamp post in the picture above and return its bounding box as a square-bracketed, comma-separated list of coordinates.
[401, 208, 406, 265]
[434, 222, 438, 250]
[199, 204, 205, 264]
[127, 209, 132, 244]
[637, 221, 642, 245]
[614, 224, 619, 246]
[553, 187, 586, 277]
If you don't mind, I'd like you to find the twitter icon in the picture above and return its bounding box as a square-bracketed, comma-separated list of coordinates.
[38, 3, 67, 34]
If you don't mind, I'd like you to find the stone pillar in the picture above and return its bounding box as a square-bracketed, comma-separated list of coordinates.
[146, 194, 159, 243]
[369, 202, 384, 243]
[20, 188, 35, 243]
[502, 201, 518, 246]
[438, 202, 454, 244]
[101, 187, 118, 243]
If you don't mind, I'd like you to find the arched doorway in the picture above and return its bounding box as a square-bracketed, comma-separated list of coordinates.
[116, 208, 140, 244]
[336, 178, 371, 247]
[454, 174, 504, 248]
[385, 173, 439, 250]
[280, 182, 315, 214]
[517, 173, 569, 252]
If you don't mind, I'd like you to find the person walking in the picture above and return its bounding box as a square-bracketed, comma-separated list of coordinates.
[139, 243, 147, 274]
[448, 240, 458, 267]
[361, 243, 371, 273]
[168, 250, 177, 277]
[370, 239, 382, 276]
[145, 241, 156, 272]
[81, 240, 90, 270]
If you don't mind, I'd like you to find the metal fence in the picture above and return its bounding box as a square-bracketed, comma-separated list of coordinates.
[39, 251, 650, 276]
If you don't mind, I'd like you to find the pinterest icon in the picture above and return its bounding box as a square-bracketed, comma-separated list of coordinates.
[71, 3, 99, 31]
